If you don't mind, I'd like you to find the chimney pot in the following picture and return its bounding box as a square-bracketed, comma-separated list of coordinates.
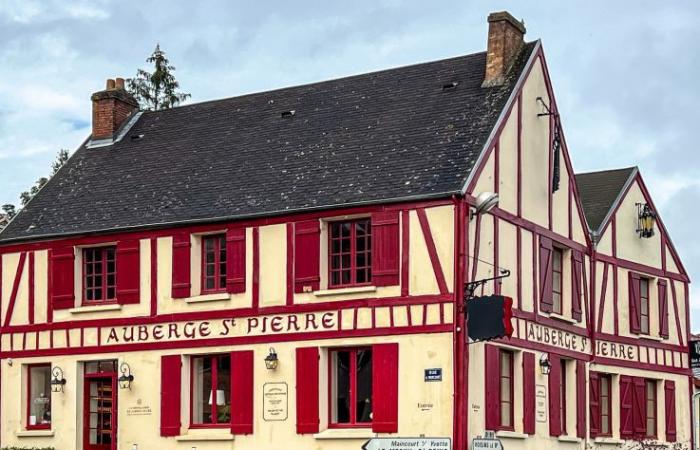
[91, 77, 139, 140]
[483, 11, 526, 87]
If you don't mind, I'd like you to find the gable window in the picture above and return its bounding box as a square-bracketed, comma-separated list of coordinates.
[499, 350, 514, 430]
[191, 354, 231, 427]
[600, 374, 612, 436]
[329, 219, 371, 288]
[202, 234, 227, 293]
[646, 380, 657, 438]
[83, 246, 116, 303]
[559, 359, 567, 434]
[330, 348, 372, 427]
[639, 278, 650, 334]
[551, 248, 563, 314]
[27, 364, 52, 429]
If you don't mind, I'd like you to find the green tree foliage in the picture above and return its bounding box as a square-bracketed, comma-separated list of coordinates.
[127, 44, 191, 110]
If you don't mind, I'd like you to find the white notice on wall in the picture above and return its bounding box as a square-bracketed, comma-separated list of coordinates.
[535, 384, 547, 423]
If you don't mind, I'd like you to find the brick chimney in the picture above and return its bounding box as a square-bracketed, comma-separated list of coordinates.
[90, 78, 139, 140]
[483, 11, 526, 87]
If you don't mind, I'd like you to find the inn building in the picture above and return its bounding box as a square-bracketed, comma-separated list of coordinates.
[0, 11, 692, 450]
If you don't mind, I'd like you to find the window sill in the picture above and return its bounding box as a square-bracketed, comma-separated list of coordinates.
[639, 334, 665, 342]
[69, 304, 122, 314]
[495, 430, 527, 440]
[314, 428, 376, 440]
[594, 437, 623, 445]
[544, 312, 579, 324]
[16, 430, 54, 437]
[557, 436, 581, 443]
[185, 292, 231, 304]
[313, 286, 377, 297]
[176, 432, 235, 442]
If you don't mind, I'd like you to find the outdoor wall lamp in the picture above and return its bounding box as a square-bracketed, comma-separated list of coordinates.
[470, 191, 499, 220]
[264, 348, 279, 370]
[51, 366, 67, 393]
[118, 362, 134, 390]
[539, 354, 551, 376]
[636, 203, 656, 238]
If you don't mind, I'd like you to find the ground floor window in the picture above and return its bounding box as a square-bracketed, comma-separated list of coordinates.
[330, 348, 373, 427]
[499, 350, 514, 430]
[27, 364, 51, 429]
[600, 374, 612, 436]
[191, 354, 231, 426]
[646, 380, 657, 438]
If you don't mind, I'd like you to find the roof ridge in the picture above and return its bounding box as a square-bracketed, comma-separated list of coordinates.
[574, 166, 637, 177]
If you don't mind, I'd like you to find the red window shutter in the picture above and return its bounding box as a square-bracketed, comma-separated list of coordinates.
[116, 239, 140, 304]
[575, 360, 586, 438]
[548, 354, 561, 437]
[522, 352, 536, 434]
[539, 236, 554, 313]
[484, 344, 500, 430]
[226, 228, 246, 294]
[293, 221, 320, 293]
[658, 280, 669, 338]
[664, 380, 676, 442]
[295, 347, 319, 434]
[50, 246, 75, 310]
[373, 343, 399, 433]
[571, 251, 583, 322]
[632, 377, 647, 438]
[589, 372, 600, 437]
[619, 375, 634, 439]
[160, 355, 182, 437]
[171, 232, 191, 298]
[628, 272, 641, 334]
[230, 350, 254, 434]
[371, 211, 400, 286]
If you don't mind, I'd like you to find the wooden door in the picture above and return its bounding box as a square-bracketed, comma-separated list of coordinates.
[84, 375, 117, 450]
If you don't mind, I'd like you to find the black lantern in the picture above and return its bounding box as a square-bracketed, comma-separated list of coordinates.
[264, 348, 279, 370]
[636, 203, 656, 238]
[539, 354, 551, 376]
[51, 366, 66, 393]
[118, 362, 134, 390]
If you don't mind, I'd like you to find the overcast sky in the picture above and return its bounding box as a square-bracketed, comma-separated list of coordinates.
[1, 1, 699, 327]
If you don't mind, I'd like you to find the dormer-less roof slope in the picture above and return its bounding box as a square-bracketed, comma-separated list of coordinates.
[0, 42, 536, 243]
[574, 167, 637, 235]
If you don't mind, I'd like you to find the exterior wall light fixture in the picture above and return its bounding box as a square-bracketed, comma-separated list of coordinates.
[119, 362, 134, 389]
[539, 354, 551, 376]
[470, 191, 499, 220]
[265, 348, 279, 370]
[636, 203, 656, 238]
[51, 366, 67, 393]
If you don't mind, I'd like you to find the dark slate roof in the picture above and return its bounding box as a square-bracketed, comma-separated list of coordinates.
[0, 42, 537, 243]
[575, 167, 637, 233]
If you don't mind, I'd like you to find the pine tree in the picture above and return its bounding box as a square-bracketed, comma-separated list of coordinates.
[127, 44, 191, 110]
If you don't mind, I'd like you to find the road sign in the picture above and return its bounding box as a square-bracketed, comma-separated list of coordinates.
[362, 438, 451, 450]
[471, 435, 504, 450]
[425, 368, 443, 382]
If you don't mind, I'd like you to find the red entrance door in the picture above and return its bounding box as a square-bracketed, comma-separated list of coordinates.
[83, 374, 117, 450]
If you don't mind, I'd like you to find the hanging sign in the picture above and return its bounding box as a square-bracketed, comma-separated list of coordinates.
[466, 295, 513, 342]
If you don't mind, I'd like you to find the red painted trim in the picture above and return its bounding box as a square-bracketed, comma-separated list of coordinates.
[613, 266, 619, 335]
[200, 234, 227, 295]
[400, 210, 409, 297]
[660, 234, 667, 272]
[567, 180, 573, 240]
[453, 197, 467, 450]
[611, 216, 617, 259]
[547, 93, 553, 232]
[596, 263, 609, 333]
[594, 356, 690, 376]
[595, 253, 688, 283]
[286, 223, 294, 305]
[416, 208, 448, 295]
[531, 230, 539, 318]
[252, 227, 259, 310]
[516, 227, 522, 310]
[3, 252, 27, 327]
[513, 310, 587, 336]
[150, 238, 158, 316]
[2, 323, 452, 359]
[594, 331, 686, 352]
[516, 94, 523, 218]
[669, 282, 684, 347]
[470, 214, 482, 283]
[498, 335, 587, 361]
[494, 216, 500, 295]
[28, 252, 35, 325]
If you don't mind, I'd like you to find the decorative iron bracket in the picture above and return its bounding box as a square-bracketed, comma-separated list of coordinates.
[464, 269, 511, 304]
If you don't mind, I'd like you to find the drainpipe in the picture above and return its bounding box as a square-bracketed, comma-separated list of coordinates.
[693, 391, 700, 450]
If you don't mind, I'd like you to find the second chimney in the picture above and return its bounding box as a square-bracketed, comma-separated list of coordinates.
[91, 78, 139, 140]
[483, 11, 526, 87]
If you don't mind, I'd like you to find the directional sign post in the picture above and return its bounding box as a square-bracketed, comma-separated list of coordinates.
[362, 438, 451, 450]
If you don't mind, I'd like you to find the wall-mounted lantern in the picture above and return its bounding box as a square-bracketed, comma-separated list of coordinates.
[118, 362, 134, 390]
[539, 354, 551, 376]
[51, 366, 67, 393]
[264, 348, 279, 370]
[470, 192, 499, 220]
[636, 203, 656, 238]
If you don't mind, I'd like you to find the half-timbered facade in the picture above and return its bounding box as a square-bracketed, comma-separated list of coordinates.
[0, 11, 692, 450]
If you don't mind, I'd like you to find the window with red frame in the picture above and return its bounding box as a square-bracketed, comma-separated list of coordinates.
[83, 246, 116, 303]
[639, 277, 650, 334]
[329, 219, 371, 288]
[201, 234, 227, 293]
[330, 348, 372, 427]
[552, 248, 563, 314]
[27, 364, 52, 429]
[560, 359, 567, 434]
[600, 374, 612, 436]
[498, 350, 514, 430]
[646, 380, 657, 438]
[191, 354, 231, 427]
